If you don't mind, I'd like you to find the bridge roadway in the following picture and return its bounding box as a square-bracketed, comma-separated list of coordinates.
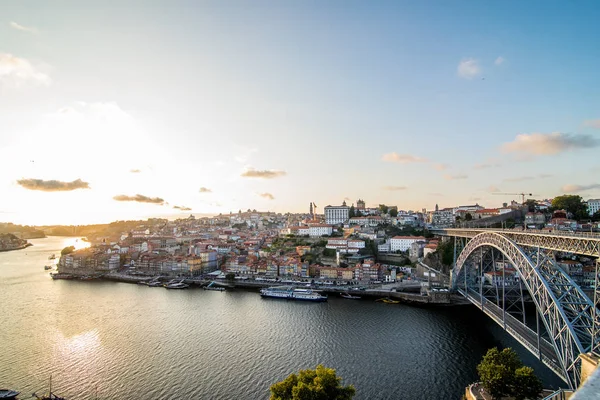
[432, 228, 600, 257]
[461, 287, 567, 382]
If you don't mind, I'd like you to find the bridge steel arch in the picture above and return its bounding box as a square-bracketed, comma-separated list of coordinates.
[452, 232, 598, 389]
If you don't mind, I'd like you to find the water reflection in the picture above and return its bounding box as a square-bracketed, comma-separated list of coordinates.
[61, 238, 91, 251]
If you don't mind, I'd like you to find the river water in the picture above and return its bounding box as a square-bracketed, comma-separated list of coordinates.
[1, 237, 563, 399]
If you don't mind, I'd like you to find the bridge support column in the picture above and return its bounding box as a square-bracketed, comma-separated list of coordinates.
[594, 259, 600, 354]
[580, 353, 600, 387]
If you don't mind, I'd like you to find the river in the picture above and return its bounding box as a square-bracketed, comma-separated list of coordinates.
[0, 237, 563, 399]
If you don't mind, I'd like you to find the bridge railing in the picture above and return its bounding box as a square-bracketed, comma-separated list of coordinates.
[433, 227, 600, 240]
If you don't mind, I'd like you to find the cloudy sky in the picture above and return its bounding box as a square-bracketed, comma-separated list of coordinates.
[1, 1, 599, 225]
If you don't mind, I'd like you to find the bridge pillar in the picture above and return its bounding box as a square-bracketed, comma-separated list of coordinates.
[579, 353, 600, 387]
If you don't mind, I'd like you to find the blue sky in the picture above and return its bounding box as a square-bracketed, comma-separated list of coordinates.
[1, 1, 599, 224]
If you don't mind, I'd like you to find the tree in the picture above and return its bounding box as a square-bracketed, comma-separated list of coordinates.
[465, 213, 473, 221]
[349, 205, 356, 218]
[551, 195, 588, 221]
[389, 208, 398, 218]
[378, 204, 389, 214]
[61, 246, 75, 256]
[524, 199, 537, 213]
[592, 210, 600, 222]
[477, 347, 542, 400]
[512, 366, 543, 400]
[270, 365, 355, 400]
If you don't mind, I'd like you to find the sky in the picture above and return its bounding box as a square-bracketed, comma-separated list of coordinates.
[1, 0, 600, 225]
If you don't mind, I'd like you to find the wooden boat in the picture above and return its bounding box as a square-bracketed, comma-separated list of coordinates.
[33, 375, 66, 400]
[0, 389, 19, 399]
[376, 298, 400, 304]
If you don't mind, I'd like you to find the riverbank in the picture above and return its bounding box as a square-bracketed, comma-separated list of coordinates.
[0, 242, 32, 252]
[52, 272, 466, 305]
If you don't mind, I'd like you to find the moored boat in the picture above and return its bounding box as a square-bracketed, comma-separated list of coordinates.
[340, 293, 361, 299]
[203, 281, 225, 291]
[377, 298, 400, 304]
[0, 389, 19, 399]
[164, 279, 189, 289]
[44, 265, 53, 270]
[260, 286, 327, 302]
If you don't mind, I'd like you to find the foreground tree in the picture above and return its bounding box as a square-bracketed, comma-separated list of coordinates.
[477, 348, 542, 400]
[270, 365, 355, 400]
[513, 366, 544, 400]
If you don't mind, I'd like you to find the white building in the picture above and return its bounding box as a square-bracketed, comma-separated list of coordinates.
[588, 199, 600, 216]
[324, 201, 350, 225]
[308, 225, 333, 237]
[348, 216, 384, 226]
[390, 236, 426, 252]
[326, 238, 365, 254]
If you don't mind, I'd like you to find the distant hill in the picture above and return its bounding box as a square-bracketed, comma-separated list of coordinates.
[0, 223, 46, 239]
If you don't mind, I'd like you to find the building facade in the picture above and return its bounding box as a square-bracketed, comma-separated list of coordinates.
[324, 201, 350, 225]
[588, 199, 600, 216]
[389, 236, 426, 252]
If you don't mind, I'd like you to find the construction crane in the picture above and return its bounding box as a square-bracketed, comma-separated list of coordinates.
[492, 192, 537, 204]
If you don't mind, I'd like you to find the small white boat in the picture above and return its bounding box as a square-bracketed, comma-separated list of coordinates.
[203, 281, 225, 291]
[164, 279, 189, 289]
[340, 293, 361, 299]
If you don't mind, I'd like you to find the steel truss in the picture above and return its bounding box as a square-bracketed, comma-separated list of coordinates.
[435, 228, 600, 257]
[452, 232, 600, 389]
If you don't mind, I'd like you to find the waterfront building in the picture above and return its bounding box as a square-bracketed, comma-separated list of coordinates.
[324, 201, 350, 225]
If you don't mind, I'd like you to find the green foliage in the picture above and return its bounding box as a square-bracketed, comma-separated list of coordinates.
[323, 248, 337, 257]
[349, 205, 356, 218]
[465, 212, 473, 221]
[592, 211, 600, 222]
[524, 199, 537, 213]
[477, 348, 542, 400]
[270, 365, 355, 400]
[512, 366, 543, 400]
[378, 204, 389, 214]
[433, 240, 454, 266]
[389, 208, 398, 218]
[225, 273, 235, 281]
[61, 246, 75, 256]
[551, 195, 588, 221]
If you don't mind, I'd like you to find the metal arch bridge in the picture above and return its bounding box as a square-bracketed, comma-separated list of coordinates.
[431, 228, 600, 389]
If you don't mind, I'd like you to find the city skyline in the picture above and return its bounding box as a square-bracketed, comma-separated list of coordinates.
[1, 1, 599, 225]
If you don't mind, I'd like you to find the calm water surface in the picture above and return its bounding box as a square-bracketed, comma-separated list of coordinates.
[1, 237, 563, 399]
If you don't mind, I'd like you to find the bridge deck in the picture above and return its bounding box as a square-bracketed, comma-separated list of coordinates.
[433, 228, 600, 257]
[461, 288, 568, 383]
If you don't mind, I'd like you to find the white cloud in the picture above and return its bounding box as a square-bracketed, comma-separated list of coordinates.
[494, 56, 505, 65]
[561, 183, 600, 193]
[583, 120, 600, 129]
[501, 132, 599, 156]
[383, 186, 407, 191]
[457, 58, 481, 79]
[444, 174, 468, 180]
[0, 53, 50, 86]
[382, 152, 427, 164]
[432, 163, 449, 171]
[9, 21, 37, 34]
